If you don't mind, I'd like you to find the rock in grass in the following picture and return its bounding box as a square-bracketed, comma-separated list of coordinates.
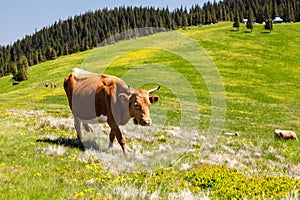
[224, 132, 240, 137]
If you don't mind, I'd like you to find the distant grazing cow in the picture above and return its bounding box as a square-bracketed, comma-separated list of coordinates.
[51, 83, 57, 88]
[274, 129, 298, 140]
[64, 69, 160, 154]
[45, 82, 49, 88]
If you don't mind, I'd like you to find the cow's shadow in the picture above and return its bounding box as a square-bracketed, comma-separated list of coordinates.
[37, 137, 101, 151]
[37, 137, 86, 150]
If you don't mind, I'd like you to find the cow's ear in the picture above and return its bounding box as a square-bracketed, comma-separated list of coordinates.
[149, 95, 159, 104]
[118, 93, 131, 103]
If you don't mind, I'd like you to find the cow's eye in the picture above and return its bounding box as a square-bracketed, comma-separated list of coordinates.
[134, 102, 139, 108]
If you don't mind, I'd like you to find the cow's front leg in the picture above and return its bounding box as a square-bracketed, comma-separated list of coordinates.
[74, 117, 83, 141]
[116, 133, 126, 154]
[111, 127, 126, 154]
[108, 120, 126, 154]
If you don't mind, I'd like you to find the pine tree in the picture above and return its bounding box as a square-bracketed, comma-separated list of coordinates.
[265, 18, 273, 32]
[246, 9, 254, 32]
[256, 6, 265, 23]
[182, 13, 188, 28]
[13, 56, 29, 82]
[46, 46, 57, 60]
[272, 0, 279, 18]
[233, 10, 240, 30]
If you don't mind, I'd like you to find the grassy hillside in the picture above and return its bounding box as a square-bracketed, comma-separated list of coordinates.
[0, 22, 300, 199]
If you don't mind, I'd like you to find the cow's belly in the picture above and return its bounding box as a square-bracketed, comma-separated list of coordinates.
[80, 115, 107, 124]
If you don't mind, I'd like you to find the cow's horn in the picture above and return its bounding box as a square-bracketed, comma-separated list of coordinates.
[148, 86, 160, 94]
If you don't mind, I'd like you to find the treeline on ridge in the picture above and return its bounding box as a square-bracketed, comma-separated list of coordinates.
[0, 0, 299, 82]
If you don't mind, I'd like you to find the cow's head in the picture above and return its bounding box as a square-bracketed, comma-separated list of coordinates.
[118, 86, 160, 126]
[274, 130, 283, 138]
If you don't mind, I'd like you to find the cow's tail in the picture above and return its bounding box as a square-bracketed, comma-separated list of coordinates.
[63, 73, 77, 110]
[63, 73, 75, 93]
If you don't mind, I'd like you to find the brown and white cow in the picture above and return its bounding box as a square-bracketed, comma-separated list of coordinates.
[63, 69, 160, 154]
[274, 129, 298, 140]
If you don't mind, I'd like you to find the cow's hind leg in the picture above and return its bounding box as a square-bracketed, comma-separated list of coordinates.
[74, 117, 83, 141]
[74, 117, 84, 150]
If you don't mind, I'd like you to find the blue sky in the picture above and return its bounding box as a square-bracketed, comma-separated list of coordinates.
[0, 0, 209, 45]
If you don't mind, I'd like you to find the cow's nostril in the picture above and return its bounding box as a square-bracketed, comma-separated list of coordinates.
[143, 120, 151, 126]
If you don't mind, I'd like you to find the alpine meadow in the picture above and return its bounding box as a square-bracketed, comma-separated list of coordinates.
[1, 21, 300, 199]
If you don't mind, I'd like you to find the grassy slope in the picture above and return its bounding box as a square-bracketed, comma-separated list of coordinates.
[183, 23, 300, 136]
[182, 23, 300, 164]
[0, 22, 300, 199]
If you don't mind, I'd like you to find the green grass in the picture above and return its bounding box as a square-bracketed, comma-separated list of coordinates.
[0, 22, 300, 199]
[183, 23, 300, 132]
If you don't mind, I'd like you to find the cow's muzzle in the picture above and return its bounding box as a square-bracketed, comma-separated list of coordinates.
[133, 118, 151, 126]
[141, 119, 151, 126]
